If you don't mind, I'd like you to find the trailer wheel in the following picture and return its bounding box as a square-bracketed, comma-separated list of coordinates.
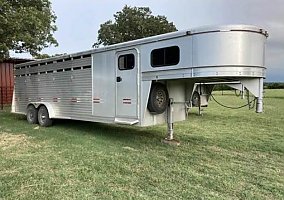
[38, 106, 53, 127]
[147, 83, 169, 114]
[27, 105, 38, 124]
[191, 91, 200, 107]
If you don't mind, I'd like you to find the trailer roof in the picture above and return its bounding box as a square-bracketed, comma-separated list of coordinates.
[16, 24, 268, 67]
[2, 58, 33, 64]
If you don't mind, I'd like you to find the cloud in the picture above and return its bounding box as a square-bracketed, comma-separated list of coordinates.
[217, 0, 284, 81]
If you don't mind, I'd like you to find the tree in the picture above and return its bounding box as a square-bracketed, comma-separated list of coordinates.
[34, 54, 51, 59]
[94, 5, 177, 47]
[34, 53, 67, 59]
[0, 0, 58, 60]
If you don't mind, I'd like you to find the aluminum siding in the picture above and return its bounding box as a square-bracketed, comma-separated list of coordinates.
[14, 56, 93, 121]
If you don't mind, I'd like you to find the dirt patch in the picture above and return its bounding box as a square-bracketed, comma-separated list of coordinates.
[0, 132, 37, 151]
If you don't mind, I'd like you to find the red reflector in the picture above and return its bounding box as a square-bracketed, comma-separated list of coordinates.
[122, 98, 131, 104]
[71, 98, 77, 103]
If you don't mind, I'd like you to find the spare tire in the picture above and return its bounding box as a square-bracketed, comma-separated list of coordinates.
[147, 83, 169, 114]
[191, 91, 200, 107]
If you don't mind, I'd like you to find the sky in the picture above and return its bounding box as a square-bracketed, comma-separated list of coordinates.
[12, 0, 284, 82]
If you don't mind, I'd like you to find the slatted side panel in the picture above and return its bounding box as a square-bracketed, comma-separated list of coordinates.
[0, 62, 14, 105]
[14, 56, 93, 120]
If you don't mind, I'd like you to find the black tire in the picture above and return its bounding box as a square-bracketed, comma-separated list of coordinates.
[38, 106, 53, 127]
[191, 91, 200, 107]
[147, 83, 169, 114]
[27, 105, 38, 124]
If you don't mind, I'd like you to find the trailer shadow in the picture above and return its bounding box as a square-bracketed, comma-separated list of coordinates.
[53, 119, 164, 143]
[8, 112, 167, 145]
[12, 112, 256, 147]
[11, 110, 262, 147]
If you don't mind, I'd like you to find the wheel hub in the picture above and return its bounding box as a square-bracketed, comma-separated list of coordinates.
[29, 113, 33, 119]
[156, 91, 165, 106]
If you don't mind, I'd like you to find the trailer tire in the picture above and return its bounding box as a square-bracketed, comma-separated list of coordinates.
[147, 83, 169, 114]
[191, 91, 200, 107]
[38, 106, 53, 127]
[27, 105, 38, 124]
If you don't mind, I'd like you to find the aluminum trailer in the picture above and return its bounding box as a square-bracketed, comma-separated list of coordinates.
[12, 24, 268, 140]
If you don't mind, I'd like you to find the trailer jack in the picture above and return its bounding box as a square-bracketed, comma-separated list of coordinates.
[162, 98, 181, 146]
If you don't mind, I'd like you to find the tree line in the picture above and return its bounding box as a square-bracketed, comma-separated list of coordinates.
[264, 82, 284, 89]
[214, 83, 284, 91]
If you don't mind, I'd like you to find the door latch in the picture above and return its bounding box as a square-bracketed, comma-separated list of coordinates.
[116, 76, 122, 82]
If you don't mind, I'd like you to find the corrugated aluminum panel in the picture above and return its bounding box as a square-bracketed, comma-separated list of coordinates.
[14, 57, 93, 121]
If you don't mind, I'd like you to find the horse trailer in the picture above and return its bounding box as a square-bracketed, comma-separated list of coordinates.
[12, 24, 268, 141]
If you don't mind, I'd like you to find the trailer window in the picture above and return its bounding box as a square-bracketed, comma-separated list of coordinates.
[151, 46, 180, 67]
[118, 54, 135, 70]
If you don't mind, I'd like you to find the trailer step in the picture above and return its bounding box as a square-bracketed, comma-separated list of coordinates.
[114, 118, 139, 125]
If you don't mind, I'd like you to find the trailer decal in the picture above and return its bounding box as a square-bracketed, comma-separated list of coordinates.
[93, 98, 101, 104]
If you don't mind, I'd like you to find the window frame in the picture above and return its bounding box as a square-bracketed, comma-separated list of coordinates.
[118, 53, 135, 71]
[151, 46, 180, 67]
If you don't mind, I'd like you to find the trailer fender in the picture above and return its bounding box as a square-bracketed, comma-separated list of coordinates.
[27, 102, 56, 119]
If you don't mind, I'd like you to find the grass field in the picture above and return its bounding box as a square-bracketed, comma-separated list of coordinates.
[0, 89, 283, 199]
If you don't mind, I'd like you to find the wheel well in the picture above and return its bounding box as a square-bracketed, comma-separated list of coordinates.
[27, 103, 45, 110]
[27, 103, 38, 111]
[37, 104, 46, 109]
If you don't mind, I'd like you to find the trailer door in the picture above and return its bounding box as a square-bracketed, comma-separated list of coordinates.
[115, 49, 139, 120]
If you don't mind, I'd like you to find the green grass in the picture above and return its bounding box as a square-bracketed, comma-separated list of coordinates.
[0, 89, 283, 199]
